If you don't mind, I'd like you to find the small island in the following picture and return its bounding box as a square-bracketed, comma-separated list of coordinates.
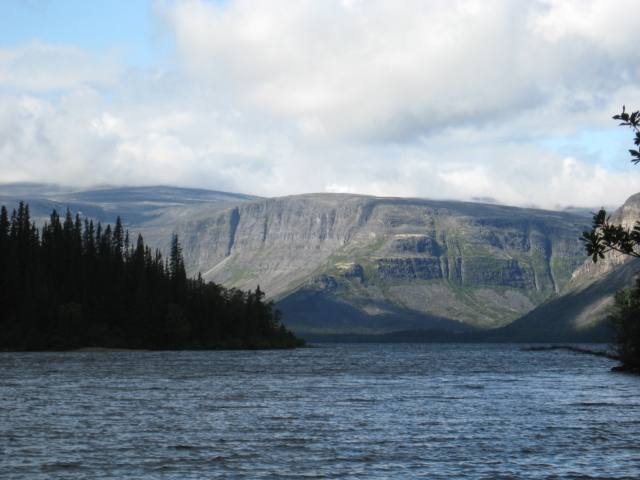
[0, 203, 304, 351]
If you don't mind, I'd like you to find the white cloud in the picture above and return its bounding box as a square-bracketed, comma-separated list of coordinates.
[1, 0, 640, 211]
[0, 39, 123, 91]
[164, 0, 640, 142]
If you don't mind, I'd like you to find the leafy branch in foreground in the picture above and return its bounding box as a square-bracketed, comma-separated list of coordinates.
[581, 106, 640, 263]
[580, 208, 640, 262]
[613, 105, 640, 164]
[580, 106, 640, 371]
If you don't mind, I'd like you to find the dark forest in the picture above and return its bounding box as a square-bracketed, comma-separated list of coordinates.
[0, 202, 303, 351]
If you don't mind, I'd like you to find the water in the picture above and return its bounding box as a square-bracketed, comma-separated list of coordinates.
[1, 344, 639, 479]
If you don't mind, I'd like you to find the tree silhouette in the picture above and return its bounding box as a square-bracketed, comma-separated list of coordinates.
[0, 207, 304, 351]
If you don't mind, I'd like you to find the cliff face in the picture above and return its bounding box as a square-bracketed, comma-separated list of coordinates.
[0, 184, 597, 337]
[497, 192, 640, 340]
[171, 193, 590, 334]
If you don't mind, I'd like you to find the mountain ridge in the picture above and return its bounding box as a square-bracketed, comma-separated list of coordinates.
[1, 183, 610, 340]
[159, 191, 592, 334]
[487, 192, 640, 341]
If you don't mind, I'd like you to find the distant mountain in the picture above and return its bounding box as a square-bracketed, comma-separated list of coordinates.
[0, 183, 259, 227]
[165, 192, 591, 336]
[0, 183, 259, 257]
[0, 183, 598, 340]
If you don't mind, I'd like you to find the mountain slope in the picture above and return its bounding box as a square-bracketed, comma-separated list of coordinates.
[0, 183, 259, 227]
[0, 184, 593, 337]
[169, 193, 590, 334]
[490, 192, 640, 341]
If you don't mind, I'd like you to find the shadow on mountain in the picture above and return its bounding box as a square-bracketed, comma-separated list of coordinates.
[480, 258, 640, 343]
[277, 288, 480, 340]
[286, 259, 640, 344]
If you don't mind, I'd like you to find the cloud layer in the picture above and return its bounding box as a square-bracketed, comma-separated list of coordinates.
[2, 0, 640, 210]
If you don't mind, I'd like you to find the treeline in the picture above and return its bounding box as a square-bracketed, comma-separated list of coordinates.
[0, 202, 304, 350]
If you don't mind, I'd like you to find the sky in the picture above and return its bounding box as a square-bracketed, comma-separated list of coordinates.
[1, 0, 640, 211]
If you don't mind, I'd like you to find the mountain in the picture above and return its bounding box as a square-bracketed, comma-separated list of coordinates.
[167, 193, 592, 335]
[489, 193, 640, 342]
[0, 183, 259, 257]
[0, 183, 593, 338]
[0, 183, 258, 226]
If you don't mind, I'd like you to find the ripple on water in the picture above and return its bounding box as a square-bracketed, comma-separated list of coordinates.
[1, 344, 639, 479]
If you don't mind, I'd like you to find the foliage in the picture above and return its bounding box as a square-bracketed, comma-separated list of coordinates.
[608, 278, 640, 369]
[581, 107, 640, 262]
[0, 204, 304, 350]
[580, 106, 640, 370]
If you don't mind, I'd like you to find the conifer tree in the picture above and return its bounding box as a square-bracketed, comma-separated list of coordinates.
[169, 234, 187, 303]
[0, 203, 303, 350]
[0, 206, 9, 241]
[113, 216, 125, 263]
[169, 234, 186, 282]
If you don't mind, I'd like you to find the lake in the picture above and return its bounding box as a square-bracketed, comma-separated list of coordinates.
[1, 344, 639, 479]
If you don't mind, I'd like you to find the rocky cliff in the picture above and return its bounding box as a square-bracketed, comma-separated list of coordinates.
[169, 193, 590, 335]
[493, 193, 640, 341]
[0, 184, 596, 338]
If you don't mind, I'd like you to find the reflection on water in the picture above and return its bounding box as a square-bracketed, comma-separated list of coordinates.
[1, 344, 639, 479]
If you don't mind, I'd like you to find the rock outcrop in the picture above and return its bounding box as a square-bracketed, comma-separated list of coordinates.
[494, 193, 640, 341]
[169, 193, 590, 334]
[1, 184, 600, 338]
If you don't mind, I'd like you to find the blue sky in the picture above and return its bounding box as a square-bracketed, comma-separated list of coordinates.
[1, 0, 640, 210]
[0, 0, 164, 65]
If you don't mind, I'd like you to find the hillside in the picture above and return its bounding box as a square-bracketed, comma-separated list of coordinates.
[0, 183, 258, 228]
[489, 192, 640, 342]
[166, 193, 590, 335]
[0, 184, 594, 338]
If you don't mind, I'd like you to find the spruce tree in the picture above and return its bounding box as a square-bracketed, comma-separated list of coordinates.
[0, 203, 303, 350]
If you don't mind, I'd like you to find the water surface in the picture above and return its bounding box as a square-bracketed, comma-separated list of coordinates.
[1, 344, 639, 479]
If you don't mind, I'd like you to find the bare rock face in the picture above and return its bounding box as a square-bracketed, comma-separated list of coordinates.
[1, 184, 601, 338]
[171, 193, 590, 334]
[501, 192, 640, 340]
[571, 193, 640, 280]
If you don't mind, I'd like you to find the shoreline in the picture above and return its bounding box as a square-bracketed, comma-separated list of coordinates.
[70, 347, 150, 352]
